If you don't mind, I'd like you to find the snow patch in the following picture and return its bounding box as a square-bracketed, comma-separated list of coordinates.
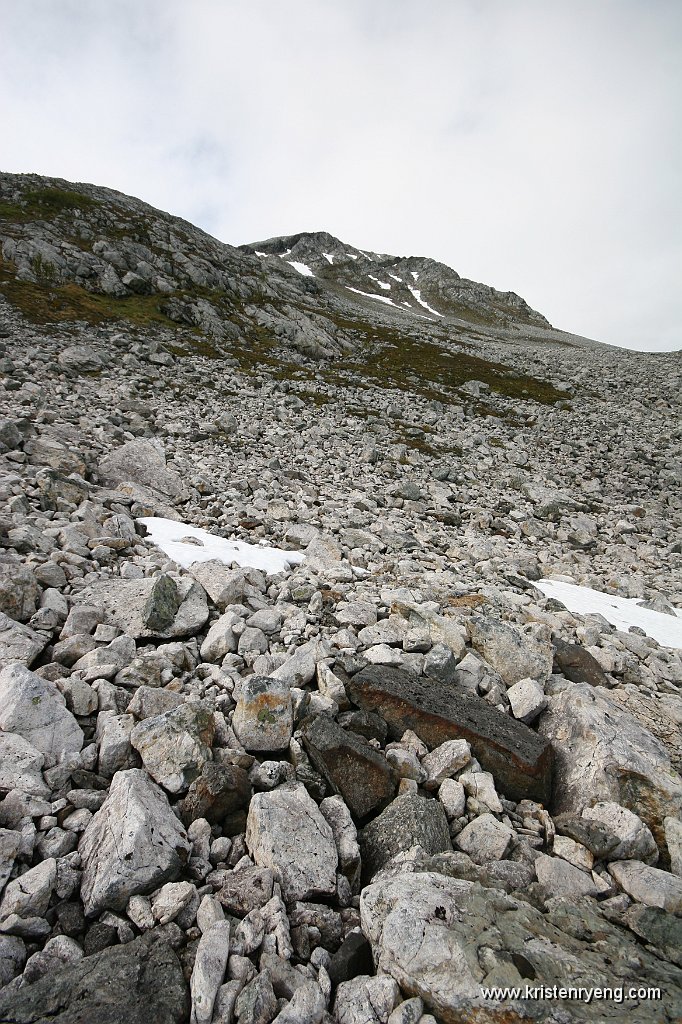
[388, 273, 403, 283]
[368, 274, 390, 290]
[346, 286, 397, 307]
[322, 253, 334, 264]
[407, 286, 442, 318]
[138, 517, 305, 575]
[286, 261, 315, 277]
[278, 249, 292, 258]
[346, 252, 358, 260]
[254, 251, 269, 257]
[411, 271, 419, 281]
[535, 578, 682, 649]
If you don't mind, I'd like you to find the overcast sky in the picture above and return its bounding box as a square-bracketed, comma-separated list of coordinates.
[1, 1, 680, 351]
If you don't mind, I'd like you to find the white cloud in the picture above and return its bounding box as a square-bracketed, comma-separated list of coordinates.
[1, 0, 680, 350]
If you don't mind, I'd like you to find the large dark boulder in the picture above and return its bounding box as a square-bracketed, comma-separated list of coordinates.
[359, 793, 452, 879]
[349, 665, 553, 805]
[301, 715, 397, 821]
[0, 929, 188, 1024]
[553, 639, 610, 687]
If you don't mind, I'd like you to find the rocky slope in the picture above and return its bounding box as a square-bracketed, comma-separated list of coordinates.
[0, 172, 680, 1023]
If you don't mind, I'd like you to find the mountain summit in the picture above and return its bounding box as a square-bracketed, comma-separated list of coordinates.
[242, 230, 550, 328]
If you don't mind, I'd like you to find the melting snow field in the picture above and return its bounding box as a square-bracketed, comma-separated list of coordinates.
[407, 286, 443, 317]
[287, 261, 315, 277]
[346, 286, 398, 307]
[138, 517, 305, 575]
[535, 578, 682, 649]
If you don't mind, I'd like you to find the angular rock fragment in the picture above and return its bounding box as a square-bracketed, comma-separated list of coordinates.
[0, 928, 189, 1024]
[0, 611, 49, 668]
[0, 663, 83, 757]
[608, 860, 682, 913]
[75, 575, 209, 639]
[468, 615, 553, 686]
[0, 731, 50, 797]
[245, 784, 338, 902]
[79, 768, 191, 916]
[360, 871, 682, 1023]
[455, 814, 514, 865]
[553, 638, 610, 687]
[130, 702, 215, 793]
[301, 715, 397, 820]
[232, 675, 293, 752]
[99, 438, 185, 499]
[178, 762, 252, 826]
[534, 853, 600, 898]
[582, 802, 658, 863]
[359, 793, 451, 878]
[217, 866, 274, 917]
[539, 682, 682, 850]
[190, 918, 231, 1024]
[350, 665, 553, 804]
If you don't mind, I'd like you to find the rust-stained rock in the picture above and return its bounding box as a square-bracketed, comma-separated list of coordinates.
[349, 665, 552, 805]
[232, 676, 293, 752]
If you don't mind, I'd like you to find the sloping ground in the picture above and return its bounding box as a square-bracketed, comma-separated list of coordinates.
[1, 172, 572, 407]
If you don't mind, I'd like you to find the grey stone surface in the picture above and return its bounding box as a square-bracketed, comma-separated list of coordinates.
[0, 663, 83, 756]
[359, 794, 452, 878]
[130, 702, 215, 793]
[539, 682, 682, 851]
[99, 439, 185, 499]
[608, 860, 682, 913]
[361, 871, 682, 1023]
[245, 784, 337, 902]
[0, 929, 189, 1024]
[79, 768, 191, 915]
[75, 575, 209, 639]
[0, 611, 48, 668]
[455, 814, 515, 865]
[301, 714, 397, 820]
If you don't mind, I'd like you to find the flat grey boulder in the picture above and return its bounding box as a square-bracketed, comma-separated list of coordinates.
[98, 439, 185, 499]
[75, 574, 209, 639]
[0, 664, 83, 757]
[0, 612, 49, 668]
[0, 928, 188, 1024]
[360, 871, 682, 1023]
[79, 768, 191, 916]
[245, 783, 337, 902]
[359, 794, 451, 878]
[609, 860, 682, 913]
[538, 682, 682, 852]
[130, 702, 215, 793]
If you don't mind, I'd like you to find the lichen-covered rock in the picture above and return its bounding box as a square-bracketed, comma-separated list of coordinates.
[360, 871, 682, 1023]
[232, 675, 293, 752]
[130, 702, 215, 793]
[0, 928, 189, 1024]
[75, 575, 209, 640]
